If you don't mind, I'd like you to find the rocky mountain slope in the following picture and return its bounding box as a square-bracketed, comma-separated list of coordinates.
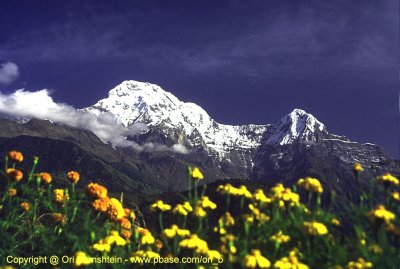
[0, 80, 396, 196]
[85, 81, 393, 186]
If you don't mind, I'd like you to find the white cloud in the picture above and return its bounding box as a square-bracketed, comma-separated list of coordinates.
[0, 89, 188, 154]
[0, 62, 19, 84]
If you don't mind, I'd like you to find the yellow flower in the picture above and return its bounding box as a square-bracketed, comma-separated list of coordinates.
[237, 185, 253, 198]
[392, 192, 400, 202]
[173, 204, 189, 216]
[131, 250, 160, 260]
[8, 150, 24, 162]
[6, 168, 23, 182]
[136, 228, 155, 245]
[53, 189, 69, 204]
[219, 212, 235, 227]
[92, 241, 111, 252]
[269, 231, 290, 244]
[331, 218, 341, 226]
[150, 200, 172, 212]
[179, 234, 208, 252]
[245, 249, 271, 268]
[74, 251, 93, 266]
[107, 198, 125, 221]
[86, 182, 108, 199]
[377, 173, 399, 186]
[20, 202, 30, 211]
[280, 188, 300, 207]
[162, 224, 191, 239]
[253, 189, 272, 204]
[367, 204, 395, 224]
[249, 204, 261, 217]
[353, 163, 363, 173]
[39, 172, 52, 184]
[183, 201, 193, 212]
[214, 226, 227, 235]
[104, 230, 127, 246]
[274, 250, 309, 269]
[368, 244, 382, 254]
[297, 177, 323, 193]
[271, 184, 285, 195]
[216, 183, 240, 196]
[191, 167, 204, 180]
[67, 171, 80, 184]
[242, 214, 255, 224]
[51, 213, 67, 225]
[386, 223, 400, 236]
[302, 221, 328, 236]
[8, 150, 24, 163]
[347, 258, 373, 269]
[7, 188, 17, 197]
[194, 206, 207, 218]
[92, 197, 111, 212]
[198, 196, 217, 210]
[205, 249, 223, 261]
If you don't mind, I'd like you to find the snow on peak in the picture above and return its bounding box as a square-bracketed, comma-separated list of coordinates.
[86, 80, 269, 159]
[265, 108, 327, 145]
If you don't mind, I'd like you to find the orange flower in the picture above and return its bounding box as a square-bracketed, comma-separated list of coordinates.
[121, 229, 132, 239]
[6, 168, 23, 182]
[67, 171, 80, 183]
[124, 208, 131, 217]
[155, 239, 163, 250]
[124, 208, 136, 221]
[8, 188, 17, 197]
[92, 197, 111, 212]
[119, 217, 132, 230]
[40, 172, 52, 184]
[86, 182, 108, 199]
[8, 150, 23, 162]
[20, 202, 30, 211]
[51, 213, 67, 225]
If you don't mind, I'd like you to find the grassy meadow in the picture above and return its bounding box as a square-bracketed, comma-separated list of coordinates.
[0, 151, 400, 268]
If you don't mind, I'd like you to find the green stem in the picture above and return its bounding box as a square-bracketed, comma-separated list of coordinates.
[194, 179, 198, 204]
[173, 237, 178, 256]
[71, 206, 78, 223]
[187, 170, 192, 203]
[240, 196, 245, 212]
[226, 194, 231, 212]
[197, 217, 203, 233]
[28, 161, 38, 183]
[4, 156, 8, 170]
[159, 213, 164, 231]
[201, 183, 207, 198]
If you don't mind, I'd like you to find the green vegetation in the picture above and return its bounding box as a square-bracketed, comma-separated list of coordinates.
[0, 151, 399, 268]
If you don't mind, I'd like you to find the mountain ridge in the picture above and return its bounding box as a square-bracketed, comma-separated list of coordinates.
[0, 79, 395, 196]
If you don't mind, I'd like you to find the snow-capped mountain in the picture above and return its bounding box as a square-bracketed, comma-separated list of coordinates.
[86, 80, 269, 163]
[265, 109, 328, 145]
[84, 80, 390, 186]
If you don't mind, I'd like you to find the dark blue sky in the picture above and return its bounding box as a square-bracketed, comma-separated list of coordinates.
[0, 0, 398, 156]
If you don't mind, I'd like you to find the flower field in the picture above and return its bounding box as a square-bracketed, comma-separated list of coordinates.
[0, 151, 400, 268]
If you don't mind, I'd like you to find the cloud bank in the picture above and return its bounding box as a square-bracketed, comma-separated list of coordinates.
[0, 62, 19, 84]
[0, 89, 188, 154]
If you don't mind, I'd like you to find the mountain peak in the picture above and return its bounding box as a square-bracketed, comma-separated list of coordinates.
[85, 80, 269, 161]
[265, 108, 327, 145]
